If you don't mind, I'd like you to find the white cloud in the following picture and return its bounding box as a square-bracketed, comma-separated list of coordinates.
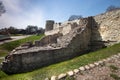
[2, 0, 22, 14]
[0, 0, 44, 29]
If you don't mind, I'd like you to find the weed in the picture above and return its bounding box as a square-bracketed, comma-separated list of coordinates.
[109, 65, 119, 71]
[110, 73, 120, 80]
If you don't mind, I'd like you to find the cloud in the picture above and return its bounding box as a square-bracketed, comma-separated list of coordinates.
[2, 0, 22, 14]
[0, 0, 44, 29]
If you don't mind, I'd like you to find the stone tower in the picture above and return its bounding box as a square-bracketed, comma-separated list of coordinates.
[45, 20, 54, 31]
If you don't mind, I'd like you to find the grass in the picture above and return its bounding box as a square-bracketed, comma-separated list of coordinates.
[0, 42, 120, 80]
[110, 73, 120, 80]
[0, 34, 44, 57]
[109, 65, 119, 71]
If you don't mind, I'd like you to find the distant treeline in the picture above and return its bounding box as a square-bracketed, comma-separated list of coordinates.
[0, 25, 45, 35]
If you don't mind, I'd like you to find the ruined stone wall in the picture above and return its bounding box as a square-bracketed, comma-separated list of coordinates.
[2, 17, 93, 74]
[45, 24, 72, 35]
[45, 19, 79, 36]
[2, 10, 120, 74]
[34, 33, 63, 46]
[93, 10, 120, 46]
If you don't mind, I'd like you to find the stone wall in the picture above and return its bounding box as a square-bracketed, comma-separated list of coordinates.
[34, 33, 63, 46]
[93, 10, 120, 46]
[2, 17, 93, 74]
[1, 10, 120, 74]
[45, 19, 80, 36]
[45, 25, 72, 36]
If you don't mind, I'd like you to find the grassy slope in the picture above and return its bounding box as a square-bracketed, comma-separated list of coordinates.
[0, 42, 120, 80]
[0, 34, 44, 57]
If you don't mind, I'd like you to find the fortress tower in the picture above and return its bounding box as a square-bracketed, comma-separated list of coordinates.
[45, 20, 54, 31]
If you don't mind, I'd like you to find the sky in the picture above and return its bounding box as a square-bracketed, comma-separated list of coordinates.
[0, 0, 120, 29]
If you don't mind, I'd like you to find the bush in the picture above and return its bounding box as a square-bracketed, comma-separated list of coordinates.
[106, 5, 120, 12]
[68, 15, 83, 21]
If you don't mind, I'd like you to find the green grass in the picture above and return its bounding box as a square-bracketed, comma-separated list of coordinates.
[0, 34, 44, 57]
[0, 42, 120, 80]
[109, 65, 119, 71]
[110, 73, 120, 80]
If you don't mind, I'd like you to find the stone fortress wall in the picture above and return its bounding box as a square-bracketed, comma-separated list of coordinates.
[93, 10, 120, 45]
[45, 19, 79, 36]
[1, 10, 120, 74]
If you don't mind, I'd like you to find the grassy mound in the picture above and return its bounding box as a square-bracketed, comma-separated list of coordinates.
[0, 34, 44, 57]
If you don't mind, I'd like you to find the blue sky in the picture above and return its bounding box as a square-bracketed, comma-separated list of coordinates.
[0, 0, 120, 29]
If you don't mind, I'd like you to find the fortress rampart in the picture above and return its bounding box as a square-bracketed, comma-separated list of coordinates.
[1, 10, 120, 74]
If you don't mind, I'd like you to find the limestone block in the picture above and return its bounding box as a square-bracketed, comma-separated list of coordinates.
[94, 62, 99, 66]
[73, 69, 79, 74]
[85, 65, 90, 70]
[89, 64, 95, 68]
[79, 67, 85, 71]
[45, 78, 49, 80]
[51, 76, 57, 80]
[98, 61, 104, 64]
[67, 71, 74, 76]
[58, 73, 67, 80]
[113, 55, 119, 58]
[106, 58, 111, 61]
[102, 59, 107, 62]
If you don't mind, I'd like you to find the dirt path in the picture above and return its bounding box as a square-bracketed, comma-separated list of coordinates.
[75, 55, 120, 80]
[0, 35, 31, 45]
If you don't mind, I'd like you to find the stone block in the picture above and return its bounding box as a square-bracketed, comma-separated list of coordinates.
[45, 78, 49, 80]
[58, 73, 67, 80]
[102, 59, 107, 62]
[94, 62, 99, 66]
[67, 71, 74, 76]
[89, 64, 95, 68]
[51, 76, 57, 80]
[98, 61, 104, 64]
[74, 69, 79, 74]
[85, 65, 90, 70]
[79, 67, 85, 71]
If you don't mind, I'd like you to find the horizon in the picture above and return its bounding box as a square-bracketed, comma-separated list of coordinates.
[0, 0, 120, 29]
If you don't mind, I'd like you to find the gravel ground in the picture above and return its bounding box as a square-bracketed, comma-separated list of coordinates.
[74, 56, 120, 80]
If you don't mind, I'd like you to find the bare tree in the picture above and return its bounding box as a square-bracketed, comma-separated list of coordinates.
[68, 15, 83, 21]
[106, 5, 120, 12]
[0, 1, 6, 16]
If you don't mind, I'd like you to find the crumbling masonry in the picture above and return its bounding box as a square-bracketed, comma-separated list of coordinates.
[1, 10, 120, 74]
